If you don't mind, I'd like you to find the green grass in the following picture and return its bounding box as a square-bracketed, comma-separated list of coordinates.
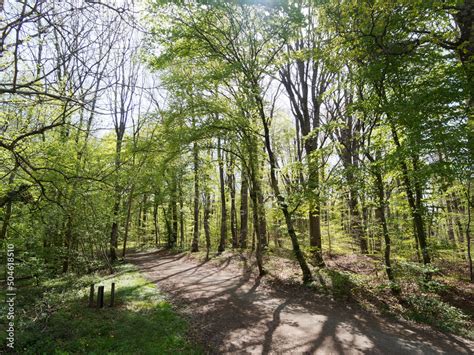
[2, 264, 201, 354]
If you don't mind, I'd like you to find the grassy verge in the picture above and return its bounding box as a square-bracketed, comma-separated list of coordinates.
[1, 263, 200, 354]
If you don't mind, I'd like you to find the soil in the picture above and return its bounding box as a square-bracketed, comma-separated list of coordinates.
[128, 249, 474, 354]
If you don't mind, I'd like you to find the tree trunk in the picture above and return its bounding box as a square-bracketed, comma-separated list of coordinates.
[446, 198, 456, 244]
[390, 124, 431, 266]
[306, 143, 324, 266]
[172, 199, 178, 248]
[281, 63, 325, 267]
[257, 184, 268, 248]
[338, 115, 368, 254]
[228, 156, 238, 248]
[153, 193, 160, 247]
[453, 1, 474, 159]
[191, 142, 200, 252]
[240, 166, 249, 249]
[255, 89, 312, 283]
[249, 174, 266, 276]
[122, 186, 134, 257]
[370, 158, 396, 290]
[168, 179, 178, 249]
[179, 187, 184, 249]
[0, 167, 17, 245]
[467, 208, 473, 282]
[203, 192, 212, 259]
[451, 193, 466, 258]
[109, 198, 120, 262]
[141, 194, 148, 238]
[467, 183, 473, 282]
[348, 189, 368, 254]
[110, 136, 123, 262]
[217, 138, 227, 253]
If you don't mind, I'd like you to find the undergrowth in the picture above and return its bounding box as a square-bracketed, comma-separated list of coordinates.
[1, 263, 200, 354]
[310, 259, 473, 339]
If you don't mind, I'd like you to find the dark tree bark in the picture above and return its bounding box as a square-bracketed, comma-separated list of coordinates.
[141, 194, 148, 239]
[466, 183, 473, 282]
[279, 41, 328, 266]
[452, 1, 474, 159]
[375, 169, 397, 291]
[191, 142, 200, 252]
[0, 195, 13, 243]
[468, 207, 473, 282]
[257, 183, 268, 248]
[248, 162, 266, 276]
[109, 40, 139, 261]
[337, 110, 368, 255]
[446, 198, 456, 244]
[122, 186, 134, 257]
[179, 186, 184, 248]
[254, 86, 313, 283]
[0, 184, 32, 209]
[109, 196, 120, 261]
[390, 124, 431, 266]
[109, 76, 128, 261]
[240, 166, 249, 249]
[0, 167, 17, 245]
[217, 138, 227, 253]
[451, 193, 466, 255]
[153, 193, 160, 247]
[109, 91, 127, 262]
[277, 6, 333, 267]
[167, 178, 178, 249]
[366, 151, 397, 291]
[163, 207, 172, 248]
[171, 199, 178, 248]
[203, 191, 212, 259]
[228, 155, 238, 248]
[137, 202, 142, 243]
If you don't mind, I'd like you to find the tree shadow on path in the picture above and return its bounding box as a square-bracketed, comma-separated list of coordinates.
[129, 250, 474, 354]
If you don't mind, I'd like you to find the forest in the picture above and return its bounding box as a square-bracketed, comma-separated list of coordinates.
[1, 0, 473, 353]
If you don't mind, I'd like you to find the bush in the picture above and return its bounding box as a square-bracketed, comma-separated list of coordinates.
[396, 261, 439, 278]
[405, 294, 469, 334]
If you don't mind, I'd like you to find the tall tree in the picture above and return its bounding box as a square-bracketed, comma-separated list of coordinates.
[217, 137, 227, 253]
[239, 165, 249, 249]
[191, 139, 200, 252]
[279, 1, 332, 265]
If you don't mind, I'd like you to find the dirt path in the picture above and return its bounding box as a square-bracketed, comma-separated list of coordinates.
[129, 250, 474, 354]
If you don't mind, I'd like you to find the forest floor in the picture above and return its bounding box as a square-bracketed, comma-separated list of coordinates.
[4, 263, 197, 353]
[129, 249, 474, 354]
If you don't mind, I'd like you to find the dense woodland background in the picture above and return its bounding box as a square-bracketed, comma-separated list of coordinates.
[1, 0, 473, 346]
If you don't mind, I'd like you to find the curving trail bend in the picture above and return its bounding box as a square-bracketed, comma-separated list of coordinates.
[129, 250, 474, 355]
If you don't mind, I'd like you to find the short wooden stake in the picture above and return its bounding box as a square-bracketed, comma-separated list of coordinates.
[110, 282, 115, 307]
[89, 284, 95, 308]
[97, 286, 104, 308]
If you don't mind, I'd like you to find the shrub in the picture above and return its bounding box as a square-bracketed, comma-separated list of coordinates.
[405, 294, 469, 334]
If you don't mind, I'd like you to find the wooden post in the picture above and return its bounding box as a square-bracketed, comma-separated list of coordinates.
[89, 284, 95, 308]
[110, 282, 115, 307]
[97, 286, 104, 308]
